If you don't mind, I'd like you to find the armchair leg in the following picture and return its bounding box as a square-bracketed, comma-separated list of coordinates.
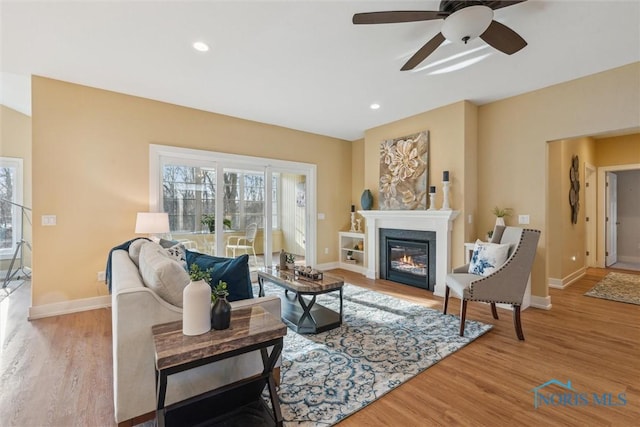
[459, 299, 467, 337]
[443, 286, 450, 314]
[513, 305, 525, 340]
[490, 303, 499, 319]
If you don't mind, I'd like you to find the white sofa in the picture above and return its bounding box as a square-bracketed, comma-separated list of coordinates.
[110, 247, 281, 425]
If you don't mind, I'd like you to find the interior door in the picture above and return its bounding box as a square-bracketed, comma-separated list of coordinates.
[605, 172, 618, 266]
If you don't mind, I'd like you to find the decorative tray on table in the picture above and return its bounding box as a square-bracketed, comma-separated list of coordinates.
[293, 266, 323, 280]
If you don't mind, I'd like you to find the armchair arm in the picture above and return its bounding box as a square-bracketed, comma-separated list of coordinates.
[452, 263, 470, 273]
[226, 236, 242, 246]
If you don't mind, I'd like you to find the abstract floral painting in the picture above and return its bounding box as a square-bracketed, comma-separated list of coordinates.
[379, 130, 429, 210]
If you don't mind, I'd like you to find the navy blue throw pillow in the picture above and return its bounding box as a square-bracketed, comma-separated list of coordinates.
[185, 251, 254, 302]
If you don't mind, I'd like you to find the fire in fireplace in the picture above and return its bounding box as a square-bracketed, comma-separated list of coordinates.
[380, 228, 436, 291]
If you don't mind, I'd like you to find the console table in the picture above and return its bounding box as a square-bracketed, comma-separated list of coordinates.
[152, 306, 287, 426]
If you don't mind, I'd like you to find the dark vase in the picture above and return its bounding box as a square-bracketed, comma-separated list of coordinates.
[211, 292, 231, 330]
[361, 189, 373, 210]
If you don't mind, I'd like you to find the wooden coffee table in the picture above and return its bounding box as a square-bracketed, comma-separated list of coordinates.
[257, 267, 344, 334]
[152, 306, 287, 427]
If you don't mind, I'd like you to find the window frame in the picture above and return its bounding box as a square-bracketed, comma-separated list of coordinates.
[148, 144, 317, 267]
[0, 157, 24, 260]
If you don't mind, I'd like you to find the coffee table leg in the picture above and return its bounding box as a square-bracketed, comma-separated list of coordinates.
[297, 294, 317, 329]
[258, 276, 265, 297]
[339, 287, 343, 325]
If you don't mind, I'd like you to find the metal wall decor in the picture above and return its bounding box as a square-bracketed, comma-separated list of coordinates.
[569, 155, 580, 224]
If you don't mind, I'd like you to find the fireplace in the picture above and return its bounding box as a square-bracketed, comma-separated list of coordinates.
[380, 228, 436, 291]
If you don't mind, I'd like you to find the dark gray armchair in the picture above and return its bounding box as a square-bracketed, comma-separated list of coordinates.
[443, 226, 540, 340]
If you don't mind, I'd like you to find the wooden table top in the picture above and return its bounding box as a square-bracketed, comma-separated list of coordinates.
[258, 267, 344, 293]
[152, 306, 286, 371]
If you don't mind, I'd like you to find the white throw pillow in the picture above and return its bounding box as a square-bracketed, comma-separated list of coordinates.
[468, 239, 510, 277]
[138, 242, 190, 307]
[128, 238, 148, 267]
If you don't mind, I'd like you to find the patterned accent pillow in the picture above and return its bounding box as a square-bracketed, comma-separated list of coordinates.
[468, 239, 510, 277]
[164, 243, 187, 270]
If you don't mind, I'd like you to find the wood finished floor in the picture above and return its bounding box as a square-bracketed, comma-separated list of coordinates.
[0, 267, 638, 426]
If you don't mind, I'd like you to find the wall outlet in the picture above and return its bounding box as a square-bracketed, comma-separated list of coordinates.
[317, 213, 325, 220]
[97, 271, 106, 281]
[518, 214, 530, 225]
[324, 247, 329, 254]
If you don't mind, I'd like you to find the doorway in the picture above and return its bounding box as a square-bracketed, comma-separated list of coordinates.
[598, 164, 640, 270]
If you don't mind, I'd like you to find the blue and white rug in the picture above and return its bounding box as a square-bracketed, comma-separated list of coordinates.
[258, 282, 492, 426]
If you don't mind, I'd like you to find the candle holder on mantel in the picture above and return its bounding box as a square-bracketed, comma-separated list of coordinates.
[441, 181, 451, 210]
[428, 186, 437, 211]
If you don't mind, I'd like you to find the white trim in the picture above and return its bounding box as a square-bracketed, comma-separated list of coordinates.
[0, 157, 24, 259]
[28, 295, 111, 320]
[317, 261, 340, 271]
[530, 295, 552, 310]
[548, 267, 586, 289]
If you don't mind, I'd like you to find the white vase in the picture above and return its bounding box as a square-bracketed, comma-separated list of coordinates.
[495, 217, 505, 227]
[182, 280, 212, 336]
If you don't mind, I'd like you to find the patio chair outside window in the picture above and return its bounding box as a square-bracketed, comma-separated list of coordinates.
[226, 223, 258, 265]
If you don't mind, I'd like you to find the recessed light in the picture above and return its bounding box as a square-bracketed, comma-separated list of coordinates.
[193, 41, 210, 52]
[370, 103, 381, 110]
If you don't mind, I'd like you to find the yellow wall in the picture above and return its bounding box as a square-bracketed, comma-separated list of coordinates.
[478, 62, 640, 298]
[547, 137, 596, 281]
[0, 105, 32, 269]
[363, 100, 477, 269]
[31, 76, 352, 307]
[594, 133, 640, 166]
[26, 62, 640, 308]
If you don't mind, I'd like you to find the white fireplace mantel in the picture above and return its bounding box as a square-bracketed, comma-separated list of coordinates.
[359, 210, 460, 297]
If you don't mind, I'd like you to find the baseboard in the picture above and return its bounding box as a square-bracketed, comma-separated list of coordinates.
[530, 295, 552, 310]
[548, 267, 586, 289]
[618, 255, 640, 263]
[28, 295, 111, 320]
[317, 261, 339, 271]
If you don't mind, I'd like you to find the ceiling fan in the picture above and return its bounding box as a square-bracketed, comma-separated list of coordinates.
[353, 0, 528, 71]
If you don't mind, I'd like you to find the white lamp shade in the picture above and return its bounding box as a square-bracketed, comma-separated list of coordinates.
[135, 212, 170, 234]
[441, 5, 494, 44]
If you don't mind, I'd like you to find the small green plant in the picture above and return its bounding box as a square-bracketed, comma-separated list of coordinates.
[492, 206, 513, 218]
[200, 214, 232, 233]
[211, 280, 228, 303]
[189, 263, 212, 283]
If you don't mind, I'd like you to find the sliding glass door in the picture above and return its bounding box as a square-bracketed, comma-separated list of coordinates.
[150, 145, 317, 271]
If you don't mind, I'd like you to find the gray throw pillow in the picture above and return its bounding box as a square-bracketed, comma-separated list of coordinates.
[138, 242, 190, 307]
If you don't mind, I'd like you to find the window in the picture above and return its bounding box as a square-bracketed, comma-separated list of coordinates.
[0, 157, 23, 258]
[162, 165, 216, 233]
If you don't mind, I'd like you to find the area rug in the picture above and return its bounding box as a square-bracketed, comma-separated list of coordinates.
[584, 272, 640, 305]
[0, 279, 26, 304]
[258, 282, 492, 426]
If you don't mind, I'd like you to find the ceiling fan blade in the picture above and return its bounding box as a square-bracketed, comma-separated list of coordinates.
[485, 1, 527, 10]
[401, 32, 446, 71]
[353, 11, 445, 25]
[480, 20, 527, 55]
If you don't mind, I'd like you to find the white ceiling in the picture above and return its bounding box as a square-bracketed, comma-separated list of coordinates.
[1, 1, 639, 141]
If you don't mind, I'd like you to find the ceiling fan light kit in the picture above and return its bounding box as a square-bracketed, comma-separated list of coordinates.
[441, 5, 494, 44]
[353, 0, 528, 71]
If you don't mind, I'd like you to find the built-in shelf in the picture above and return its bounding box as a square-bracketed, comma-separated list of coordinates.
[338, 231, 366, 274]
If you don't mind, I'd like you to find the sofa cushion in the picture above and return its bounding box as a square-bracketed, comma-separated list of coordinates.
[139, 242, 190, 307]
[468, 239, 510, 277]
[164, 242, 187, 270]
[185, 251, 254, 302]
[128, 238, 148, 267]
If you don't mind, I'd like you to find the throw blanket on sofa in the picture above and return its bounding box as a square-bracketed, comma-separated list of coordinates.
[105, 237, 150, 293]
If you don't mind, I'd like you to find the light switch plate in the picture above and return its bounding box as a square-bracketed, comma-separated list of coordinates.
[518, 214, 530, 225]
[42, 215, 57, 226]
